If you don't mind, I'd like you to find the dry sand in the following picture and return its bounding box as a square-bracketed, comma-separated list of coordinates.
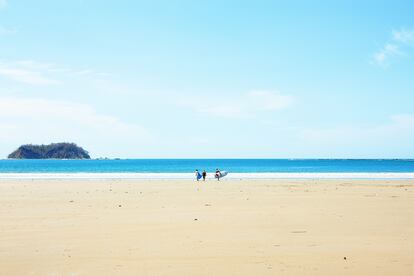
[0, 179, 413, 275]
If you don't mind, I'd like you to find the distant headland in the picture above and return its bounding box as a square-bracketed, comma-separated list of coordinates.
[8, 143, 91, 159]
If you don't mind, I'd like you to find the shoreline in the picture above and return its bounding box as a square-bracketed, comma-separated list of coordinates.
[1, 172, 414, 179]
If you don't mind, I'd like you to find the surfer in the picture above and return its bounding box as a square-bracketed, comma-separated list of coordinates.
[202, 170, 207, 181]
[195, 169, 202, 181]
[215, 168, 221, 181]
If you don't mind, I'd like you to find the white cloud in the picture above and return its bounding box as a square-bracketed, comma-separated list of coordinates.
[0, 25, 16, 35]
[0, 59, 112, 86]
[0, 67, 61, 85]
[372, 43, 402, 67]
[198, 104, 244, 118]
[300, 114, 414, 156]
[247, 90, 293, 111]
[73, 69, 94, 75]
[372, 28, 414, 67]
[14, 60, 55, 70]
[390, 114, 414, 127]
[184, 90, 293, 118]
[392, 29, 414, 44]
[0, 61, 61, 85]
[0, 0, 7, 8]
[71, 69, 112, 78]
[0, 97, 151, 158]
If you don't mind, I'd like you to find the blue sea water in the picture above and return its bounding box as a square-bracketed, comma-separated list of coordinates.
[0, 159, 413, 173]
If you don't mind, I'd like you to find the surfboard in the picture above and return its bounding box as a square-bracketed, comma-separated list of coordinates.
[197, 172, 202, 180]
[215, 171, 228, 178]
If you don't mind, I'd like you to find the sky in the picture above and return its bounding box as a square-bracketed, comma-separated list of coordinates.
[0, 0, 414, 158]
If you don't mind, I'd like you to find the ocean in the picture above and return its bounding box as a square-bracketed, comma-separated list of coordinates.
[0, 159, 414, 179]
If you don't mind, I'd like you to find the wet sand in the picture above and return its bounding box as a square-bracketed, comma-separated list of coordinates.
[0, 179, 413, 275]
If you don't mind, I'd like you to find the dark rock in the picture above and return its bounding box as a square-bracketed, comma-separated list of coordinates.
[8, 143, 90, 159]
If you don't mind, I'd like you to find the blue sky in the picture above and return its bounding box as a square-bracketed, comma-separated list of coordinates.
[0, 0, 413, 158]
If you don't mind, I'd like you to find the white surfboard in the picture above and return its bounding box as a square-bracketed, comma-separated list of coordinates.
[215, 171, 228, 178]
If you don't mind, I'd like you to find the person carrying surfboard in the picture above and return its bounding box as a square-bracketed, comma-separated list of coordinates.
[195, 169, 202, 181]
[215, 168, 221, 181]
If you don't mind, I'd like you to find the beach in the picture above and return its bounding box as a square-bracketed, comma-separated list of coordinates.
[0, 179, 413, 275]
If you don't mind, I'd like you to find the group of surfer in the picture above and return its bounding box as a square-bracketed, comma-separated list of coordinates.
[195, 169, 223, 181]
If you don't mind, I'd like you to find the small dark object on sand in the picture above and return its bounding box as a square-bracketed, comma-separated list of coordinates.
[344, 257, 347, 260]
[194, 218, 198, 221]
[118, 205, 122, 207]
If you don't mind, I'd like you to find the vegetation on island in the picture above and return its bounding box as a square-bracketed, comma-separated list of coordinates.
[8, 143, 91, 159]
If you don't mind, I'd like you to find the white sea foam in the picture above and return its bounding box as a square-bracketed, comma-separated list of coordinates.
[0, 172, 414, 179]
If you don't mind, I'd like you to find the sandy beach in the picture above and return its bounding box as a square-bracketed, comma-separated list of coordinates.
[0, 179, 413, 276]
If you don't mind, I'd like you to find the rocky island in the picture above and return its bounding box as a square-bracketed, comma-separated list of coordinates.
[8, 143, 91, 159]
